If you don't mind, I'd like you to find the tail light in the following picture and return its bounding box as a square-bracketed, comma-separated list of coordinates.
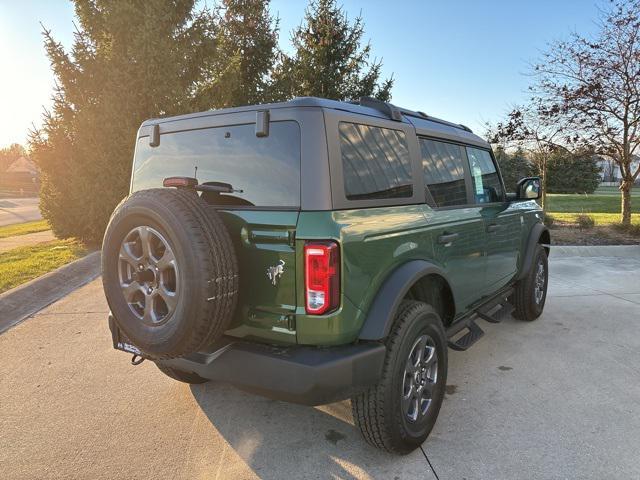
[304, 241, 340, 315]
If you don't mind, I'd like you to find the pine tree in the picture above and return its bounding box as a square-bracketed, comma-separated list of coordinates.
[197, 0, 279, 107]
[273, 0, 393, 101]
[29, 0, 218, 243]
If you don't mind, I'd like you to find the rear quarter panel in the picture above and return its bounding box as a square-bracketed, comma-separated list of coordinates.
[295, 206, 437, 345]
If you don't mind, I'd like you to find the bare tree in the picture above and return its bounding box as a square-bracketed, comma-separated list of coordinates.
[487, 102, 571, 210]
[532, 0, 640, 225]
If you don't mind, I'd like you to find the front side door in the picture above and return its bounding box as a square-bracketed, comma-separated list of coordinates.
[418, 138, 487, 312]
[465, 146, 521, 291]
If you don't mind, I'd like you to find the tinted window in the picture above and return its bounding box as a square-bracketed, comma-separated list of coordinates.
[131, 121, 300, 207]
[419, 139, 469, 207]
[339, 122, 413, 200]
[466, 147, 504, 204]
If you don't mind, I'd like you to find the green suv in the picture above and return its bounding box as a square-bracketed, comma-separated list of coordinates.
[101, 97, 549, 454]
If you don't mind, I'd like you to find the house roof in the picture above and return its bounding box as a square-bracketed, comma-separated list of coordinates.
[6, 156, 37, 175]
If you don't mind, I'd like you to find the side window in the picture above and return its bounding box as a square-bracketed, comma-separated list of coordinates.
[419, 138, 469, 207]
[339, 122, 413, 201]
[466, 147, 504, 204]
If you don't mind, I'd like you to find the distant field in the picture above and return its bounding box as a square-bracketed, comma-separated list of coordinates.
[0, 220, 49, 239]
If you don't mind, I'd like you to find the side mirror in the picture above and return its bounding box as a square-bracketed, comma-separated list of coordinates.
[516, 177, 541, 200]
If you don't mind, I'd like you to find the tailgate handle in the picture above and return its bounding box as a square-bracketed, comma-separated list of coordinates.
[486, 223, 500, 233]
[437, 232, 459, 245]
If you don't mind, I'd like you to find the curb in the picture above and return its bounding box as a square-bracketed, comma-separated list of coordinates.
[0, 251, 101, 334]
[551, 245, 640, 258]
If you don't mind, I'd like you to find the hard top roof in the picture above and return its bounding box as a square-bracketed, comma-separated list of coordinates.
[141, 96, 489, 148]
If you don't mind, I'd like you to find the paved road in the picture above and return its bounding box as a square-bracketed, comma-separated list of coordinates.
[1, 249, 639, 479]
[0, 197, 41, 227]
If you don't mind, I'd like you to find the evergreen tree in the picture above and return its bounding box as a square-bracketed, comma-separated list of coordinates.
[546, 151, 601, 194]
[197, 0, 279, 107]
[29, 0, 218, 243]
[273, 0, 393, 101]
[494, 146, 534, 189]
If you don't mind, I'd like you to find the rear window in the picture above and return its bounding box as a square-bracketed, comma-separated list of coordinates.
[131, 121, 301, 207]
[339, 122, 413, 201]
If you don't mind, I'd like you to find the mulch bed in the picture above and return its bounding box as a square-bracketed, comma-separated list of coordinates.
[550, 221, 640, 245]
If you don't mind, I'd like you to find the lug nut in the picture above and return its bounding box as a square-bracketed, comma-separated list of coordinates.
[138, 264, 144, 271]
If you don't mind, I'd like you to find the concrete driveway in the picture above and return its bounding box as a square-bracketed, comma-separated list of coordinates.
[1, 248, 639, 479]
[0, 197, 41, 227]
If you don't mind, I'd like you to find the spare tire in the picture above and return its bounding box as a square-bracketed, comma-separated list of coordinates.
[101, 188, 238, 359]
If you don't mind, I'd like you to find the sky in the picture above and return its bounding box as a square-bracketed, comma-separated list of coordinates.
[0, 0, 602, 148]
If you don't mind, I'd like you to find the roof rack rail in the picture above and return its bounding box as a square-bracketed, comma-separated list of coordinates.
[358, 96, 403, 122]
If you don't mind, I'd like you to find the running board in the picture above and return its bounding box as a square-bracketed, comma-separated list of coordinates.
[476, 289, 514, 324]
[447, 320, 484, 351]
[477, 301, 514, 324]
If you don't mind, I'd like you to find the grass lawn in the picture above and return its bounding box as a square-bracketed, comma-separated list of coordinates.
[0, 239, 88, 293]
[594, 185, 640, 196]
[0, 220, 50, 239]
[546, 193, 640, 214]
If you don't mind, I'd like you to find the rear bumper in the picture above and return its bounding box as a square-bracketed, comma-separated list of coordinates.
[109, 316, 386, 406]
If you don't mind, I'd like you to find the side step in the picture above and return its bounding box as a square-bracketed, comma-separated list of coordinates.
[476, 291, 514, 324]
[447, 320, 484, 351]
[477, 302, 515, 324]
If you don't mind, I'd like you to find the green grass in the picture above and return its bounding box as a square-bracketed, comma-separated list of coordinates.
[0, 239, 87, 293]
[546, 193, 640, 214]
[549, 212, 640, 225]
[0, 220, 50, 239]
[594, 186, 640, 196]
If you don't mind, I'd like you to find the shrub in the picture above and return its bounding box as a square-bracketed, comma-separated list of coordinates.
[576, 213, 595, 230]
[543, 213, 555, 228]
[612, 223, 640, 236]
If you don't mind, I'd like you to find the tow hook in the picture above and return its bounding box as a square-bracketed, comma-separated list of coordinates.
[131, 354, 145, 366]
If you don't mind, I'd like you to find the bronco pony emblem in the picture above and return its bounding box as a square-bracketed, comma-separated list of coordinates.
[266, 260, 286, 286]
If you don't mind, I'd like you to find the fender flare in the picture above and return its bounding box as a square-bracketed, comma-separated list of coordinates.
[358, 260, 453, 341]
[517, 223, 550, 281]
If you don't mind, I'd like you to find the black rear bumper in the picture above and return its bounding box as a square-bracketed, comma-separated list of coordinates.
[109, 316, 386, 406]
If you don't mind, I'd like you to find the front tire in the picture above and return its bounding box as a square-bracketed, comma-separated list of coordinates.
[512, 244, 548, 321]
[351, 301, 447, 454]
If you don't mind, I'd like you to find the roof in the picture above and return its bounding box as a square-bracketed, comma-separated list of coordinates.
[6, 156, 37, 175]
[142, 96, 489, 148]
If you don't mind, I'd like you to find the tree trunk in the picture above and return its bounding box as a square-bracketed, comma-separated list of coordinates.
[620, 179, 632, 226]
[540, 158, 548, 211]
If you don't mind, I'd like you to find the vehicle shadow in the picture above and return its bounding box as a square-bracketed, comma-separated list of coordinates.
[190, 383, 429, 479]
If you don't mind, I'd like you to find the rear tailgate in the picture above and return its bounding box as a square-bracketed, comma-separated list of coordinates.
[220, 210, 299, 344]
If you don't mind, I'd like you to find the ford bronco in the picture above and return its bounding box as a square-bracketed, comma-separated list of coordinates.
[101, 97, 549, 454]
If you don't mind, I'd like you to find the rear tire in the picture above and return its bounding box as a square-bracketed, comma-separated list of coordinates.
[512, 244, 548, 321]
[351, 301, 447, 454]
[156, 362, 208, 384]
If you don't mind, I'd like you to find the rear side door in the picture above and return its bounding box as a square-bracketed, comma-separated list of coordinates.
[418, 138, 487, 312]
[465, 146, 521, 291]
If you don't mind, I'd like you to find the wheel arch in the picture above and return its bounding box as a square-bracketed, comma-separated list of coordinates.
[358, 261, 456, 341]
[517, 222, 550, 281]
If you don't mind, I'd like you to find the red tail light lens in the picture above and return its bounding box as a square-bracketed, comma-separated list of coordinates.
[304, 241, 340, 315]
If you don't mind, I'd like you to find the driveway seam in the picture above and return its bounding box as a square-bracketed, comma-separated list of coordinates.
[420, 446, 440, 480]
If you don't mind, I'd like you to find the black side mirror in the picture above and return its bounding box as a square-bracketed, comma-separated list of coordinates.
[516, 177, 542, 200]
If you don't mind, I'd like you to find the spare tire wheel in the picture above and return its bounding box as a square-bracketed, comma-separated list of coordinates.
[101, 188, 238, 359]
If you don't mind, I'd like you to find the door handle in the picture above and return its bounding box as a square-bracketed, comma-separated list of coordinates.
[437, 232, 459, 245]
[486, 223, 500, 233]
